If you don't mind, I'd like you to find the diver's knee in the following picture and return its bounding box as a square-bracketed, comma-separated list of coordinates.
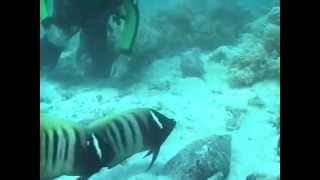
[46, 24, 72, 48]
[41, 24, 76, 71]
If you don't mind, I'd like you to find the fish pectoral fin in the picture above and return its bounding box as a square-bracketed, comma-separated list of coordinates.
[146, 147, 160, 171]
[76, 171, 98, 180]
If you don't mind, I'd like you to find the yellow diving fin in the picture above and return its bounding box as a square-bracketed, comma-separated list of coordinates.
[118, 0, 139, 55]
[40, 0, 48, 20]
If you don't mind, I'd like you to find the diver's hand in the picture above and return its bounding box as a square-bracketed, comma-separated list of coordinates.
[110, 55, 131, 79]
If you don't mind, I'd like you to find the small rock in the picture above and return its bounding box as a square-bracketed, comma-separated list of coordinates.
[268, 116, 280, 132]
[154, 102, 164, 111]
[208, 46, 229, 64]
[248, 96, 265, 108]
[96, 95, 103, 103]
[228, 67, 256, 87]
[149, 81, 171, 91]
[211, 89, 223, 94]
[225, 106, 247, 131]
[163, 135, 231, 180]
[61, 91, 74, 101]
[180, 49, 205, 78]
[72, 114, 77, 118]
[40, 97, 51, 104]
[246, 173, 279, 180]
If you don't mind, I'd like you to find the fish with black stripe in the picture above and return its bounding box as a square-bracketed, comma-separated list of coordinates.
[40, 108, 175, 179]
[87, 108, 176, 171]
[40, 114, 102, 180]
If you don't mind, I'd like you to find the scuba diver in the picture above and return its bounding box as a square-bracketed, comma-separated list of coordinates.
[40, 0, 139, 78]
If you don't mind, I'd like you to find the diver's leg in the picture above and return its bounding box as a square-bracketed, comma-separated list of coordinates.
[40, 22, 78, 69]
[40, 24, 68, 71]
[77, 21, 116, 78]
[40, 0, 81, 71]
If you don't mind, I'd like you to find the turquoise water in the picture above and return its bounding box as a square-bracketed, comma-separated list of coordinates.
[40, 0, 280, 179]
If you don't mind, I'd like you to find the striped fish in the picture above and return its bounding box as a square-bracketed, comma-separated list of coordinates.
[88, 108, 176, 171]
[40, 108, 176, 179]
[40, 115, 101, 180]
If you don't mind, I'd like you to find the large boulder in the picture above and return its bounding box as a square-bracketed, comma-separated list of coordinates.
[163, 135, 231, 180]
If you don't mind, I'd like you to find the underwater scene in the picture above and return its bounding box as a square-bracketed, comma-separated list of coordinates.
[40, 0, 280, 179]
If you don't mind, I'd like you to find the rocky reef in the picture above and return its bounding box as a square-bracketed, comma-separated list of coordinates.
[162, 135, 231, 180]
[209, 6, 280, 87]
[131, 0, 252, 63]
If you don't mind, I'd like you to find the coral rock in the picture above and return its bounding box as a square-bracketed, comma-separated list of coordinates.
[228, 67, 256, 87]
[163, 135, 231, 180]
[248, 96, 265, 108]
[180, 49, 205, 78]
[225, 106, 248, 131]
[267, 7, 280, 25]
[246, 173, 280, 180]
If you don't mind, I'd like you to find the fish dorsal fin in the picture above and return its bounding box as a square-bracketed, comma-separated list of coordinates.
[150, 110, 164, 129]
[146, 147, 160, 171]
